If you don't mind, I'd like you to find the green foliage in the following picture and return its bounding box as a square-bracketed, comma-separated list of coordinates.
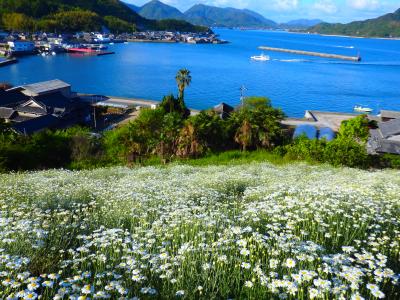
[338, 115, 370, 142]
[281, 134, 371, 169]
[381, 154, 400, 169]
[104, 16, 136, 33]
[159, 94, 187, 116]
[309, 9, 400, 37]
[175, 68, 192, 102]
[2, 12, 35, 31]
[242, 96, 272, 110]
[230, 97, 285, 151]
[188, 110, 228, 151]
[51, 10, 102, 32]
[154, 19, 208, 32]
[184, 4, 277, 28]
[0, 126, 103, 171]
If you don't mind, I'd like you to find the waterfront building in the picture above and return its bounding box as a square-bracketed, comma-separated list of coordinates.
[0, 80, 89, 134]
[7, 41, 35, 55]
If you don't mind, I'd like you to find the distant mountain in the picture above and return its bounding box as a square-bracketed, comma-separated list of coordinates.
[124, 2, 140, 12]
[282, 19, 323, 28]
[138, 0, 185, 20]
[183, 4, 277, 28]
[309, 8, 400, 37]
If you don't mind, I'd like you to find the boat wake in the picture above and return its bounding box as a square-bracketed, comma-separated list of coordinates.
[274, 59, 310, 63]
[334, 45, 355, 49]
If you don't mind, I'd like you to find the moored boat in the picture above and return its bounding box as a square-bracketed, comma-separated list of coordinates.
[354, 105, 373, 113]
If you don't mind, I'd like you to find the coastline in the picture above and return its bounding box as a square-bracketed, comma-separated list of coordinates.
[317, 33, 400, 40]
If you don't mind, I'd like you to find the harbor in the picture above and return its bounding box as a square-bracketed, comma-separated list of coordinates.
[258, 46, 362, 61]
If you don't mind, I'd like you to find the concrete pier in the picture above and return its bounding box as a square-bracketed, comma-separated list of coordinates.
[258, 46, 361, 62]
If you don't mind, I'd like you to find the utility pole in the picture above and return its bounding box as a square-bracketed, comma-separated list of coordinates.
[92, 96, 97, 130]
[240, 85, 247, 107]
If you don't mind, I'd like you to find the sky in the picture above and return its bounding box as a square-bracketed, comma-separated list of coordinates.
[126, 0, 400, 22]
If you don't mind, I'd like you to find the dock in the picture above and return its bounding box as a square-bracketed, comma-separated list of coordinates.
[258, 46, 361, 62]
[0, 58, 18, 67]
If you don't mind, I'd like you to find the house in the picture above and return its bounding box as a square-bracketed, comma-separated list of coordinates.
[0, 80, 89, 134]
[7, 41, 35, 55]
[368, 118, 400, 155]
[379, 110, 400, 122]
[212, 102, 234, 119]
[19, 79, 72, 98]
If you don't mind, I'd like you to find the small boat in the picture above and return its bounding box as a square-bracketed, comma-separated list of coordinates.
[251, 53, 270, 61]
[354, 105, 373, 113]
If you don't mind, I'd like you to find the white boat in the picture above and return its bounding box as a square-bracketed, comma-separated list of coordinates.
[354, 105, 373, 113]
[251, 53, 270, 61]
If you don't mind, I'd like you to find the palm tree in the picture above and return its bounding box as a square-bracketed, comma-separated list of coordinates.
[175, 69, 192, 102]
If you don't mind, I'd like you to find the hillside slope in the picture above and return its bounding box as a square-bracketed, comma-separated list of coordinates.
[1, 163, 399, 298]
[0, 0, 206, 32]
[138, 0, 185, 20]
[184, 4, 276, 27]
[309, 8, 400, 37]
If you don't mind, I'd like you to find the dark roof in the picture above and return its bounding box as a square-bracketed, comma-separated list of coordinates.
[0, 107, 15, 119]
[380, 110, 400, 119]
[0, 89, 29, 107]
[213, 102, 234, 114]
[213, 102, 234, 119]
[376, 140, 400, 155]
[12, 114, 59, 135]
[379, 118, 400, 138]
[35, 92, 76, 110]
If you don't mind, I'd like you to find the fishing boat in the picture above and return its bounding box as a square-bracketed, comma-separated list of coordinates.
[251, 53, 270, 61]
[354, 105, 373, 113]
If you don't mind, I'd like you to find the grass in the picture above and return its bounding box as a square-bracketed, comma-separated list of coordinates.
[140, 150, 296, 167]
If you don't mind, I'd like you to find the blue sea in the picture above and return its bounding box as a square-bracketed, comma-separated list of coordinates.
[1, 29, 400, 117]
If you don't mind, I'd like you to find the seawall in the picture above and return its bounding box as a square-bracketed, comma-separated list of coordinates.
[258, 46, 361, 62]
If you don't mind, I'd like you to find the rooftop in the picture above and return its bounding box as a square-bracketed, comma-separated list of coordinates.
[21, 79, 70, 95]
[380, 110, 400, 119]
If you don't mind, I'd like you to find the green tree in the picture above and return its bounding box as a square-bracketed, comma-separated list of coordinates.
[175, 68, 192, 103]
[338, 115, 370, 143]
[52, 10, 102, 33]
[104, 16, 135, 33]
[230, 97, 285, 151]
[2, 13, 35, 31]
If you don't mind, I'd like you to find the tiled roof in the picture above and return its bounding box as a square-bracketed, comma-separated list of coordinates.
[0, 89, 29, 107]
[380, 110, 400, 119]
[21, 79, 70, 95]
[0, 107, 15, 119]
[379, 118, 400, 138]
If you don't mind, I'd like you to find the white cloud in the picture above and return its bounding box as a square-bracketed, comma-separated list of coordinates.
[313, 0, 338, 14]
[271, 0, 299, 12]
[347, 0, 381, 11]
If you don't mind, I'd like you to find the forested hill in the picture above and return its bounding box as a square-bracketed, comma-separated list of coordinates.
[309, 8, 400, 38]
[0, 0, 208, 33]
[184, 4, 277, 28]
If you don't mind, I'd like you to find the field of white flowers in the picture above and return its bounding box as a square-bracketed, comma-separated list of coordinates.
[0, 163, 399, 299]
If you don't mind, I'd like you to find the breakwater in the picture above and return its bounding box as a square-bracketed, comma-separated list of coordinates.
[258, 46, 361, 62]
